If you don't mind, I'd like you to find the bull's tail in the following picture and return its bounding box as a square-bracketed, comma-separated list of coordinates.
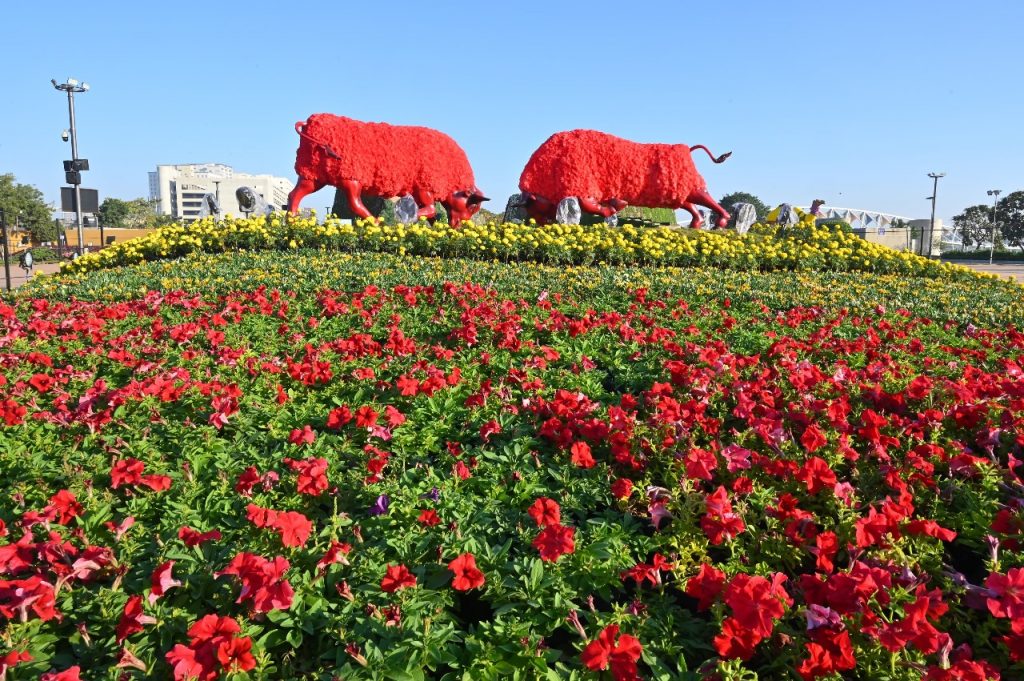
[690, 145, 732, 164]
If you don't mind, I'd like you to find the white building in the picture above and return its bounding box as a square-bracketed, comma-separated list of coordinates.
[149, 163, 294, 221]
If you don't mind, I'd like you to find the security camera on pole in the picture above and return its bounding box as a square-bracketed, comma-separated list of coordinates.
[51, 77, 90, 255]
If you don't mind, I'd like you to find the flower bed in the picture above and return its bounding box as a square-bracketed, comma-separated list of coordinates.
[2, 254, 1023, 679]
[58, 213, 993, 284]
[25, 251, 1024, 327]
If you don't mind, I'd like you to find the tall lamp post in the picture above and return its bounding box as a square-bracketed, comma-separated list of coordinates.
[925, 172, 945, 258]
[51, 78, 89, 255]
[987, 189, 1002, 265]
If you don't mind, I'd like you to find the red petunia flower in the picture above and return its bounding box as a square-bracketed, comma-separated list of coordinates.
[139, 474, 172, 492]
[985, 567, 1024, 620]
[283, 457, 329, 496]
[527, 497, 561, 528]
[448, 553, 486, 591]
[178, 526, 222, 548]
[380, 564, 417, 593]
[532, 524, 575, 562]
[29, 373, 55, 393]
[149, 560, 182, 604]
[288, 425, 316, 446]
[685, 563, 726, 611]
[479, 419, 502, 442]
[418, 509, 442, 527]
[316, 540, 352, 574]
[580, 624, 643, 681]
[355, 405, 379, 428]
[800, 424, 828, 454]
[273, 511, 314, 548]
[713, 616, 764, 661]
[216, 553, 293, 613]
[610, 478, 633, 499]
[116, 594, 156, 643]
[796, 457, 838, 495]
[326, 405, 353, 429]
[0, 576, 59, 621]
[40, 667, 81, 681]
[216, 636, 256, 674]
[234, 467, 261, 497]
[0, 650, 32, 678]
[452, 460, 472, 480]
[46, 490, 83, 525]
[110, 458, 145, 488]
[570, 441, 595, 468]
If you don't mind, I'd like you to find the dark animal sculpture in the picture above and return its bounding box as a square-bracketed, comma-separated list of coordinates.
[518, 129, 732, 228]
[287, 114, 488, 227]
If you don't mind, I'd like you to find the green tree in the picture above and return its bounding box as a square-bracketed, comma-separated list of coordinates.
[100, 197, 161, 229]
[98, 198, 131, 228]
[952, 204, 996, 251]
[717, 192, 769, 221]
[0, 173, 57, 242]
[997, 191, 1024, 250]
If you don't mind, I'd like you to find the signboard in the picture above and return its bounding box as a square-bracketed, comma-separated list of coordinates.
[60, 187, 99, 214]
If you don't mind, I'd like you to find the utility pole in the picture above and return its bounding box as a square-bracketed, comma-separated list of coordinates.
[926, 173, 945, 258]
[988, 189, 1002, 265]
[0, 209, 11, 292]
[52, 78, 90, 255]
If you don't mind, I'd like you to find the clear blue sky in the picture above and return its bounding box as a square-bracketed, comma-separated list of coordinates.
[3, 0, 1022, 223]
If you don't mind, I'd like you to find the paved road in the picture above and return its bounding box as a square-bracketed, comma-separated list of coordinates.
[949, 260, 1024, 281]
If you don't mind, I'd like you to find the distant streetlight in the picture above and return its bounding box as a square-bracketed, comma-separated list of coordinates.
[925, 173, 945, 258]
[51, 77, 89, 254]
[987, 189, 1002, 265]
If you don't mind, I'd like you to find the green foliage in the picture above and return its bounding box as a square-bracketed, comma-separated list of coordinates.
[941, 249, 1024, 261]
[952, 205, 993, 251]
[581, 206, 675, 227]
[97, 198, 130, 228]
[98, 197, 154, 229]
[813, 218, 853, 233]
[717, 192, 769, 221]
[27, 246, 61, 263]
[997, 191, 1024, 249]
[0, 173, 56, 242]
[330, 191, 447, 225]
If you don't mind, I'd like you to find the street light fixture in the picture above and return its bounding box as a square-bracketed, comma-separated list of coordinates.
[926, 173, 945, 258]
[987, 189, 1002, 265]
[51, 77, 90, 255]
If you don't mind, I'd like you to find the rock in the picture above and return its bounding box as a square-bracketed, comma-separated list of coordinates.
[556, 197, 582, 225]
[605, 213, 618, 227]
[732, 203, 757, 234]
[502, 193, 529, 224]
[394, 195, 418, 224]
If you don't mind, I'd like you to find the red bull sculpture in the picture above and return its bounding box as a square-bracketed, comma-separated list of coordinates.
[287, 114, 488, 226]
[519, 129, 732, 228]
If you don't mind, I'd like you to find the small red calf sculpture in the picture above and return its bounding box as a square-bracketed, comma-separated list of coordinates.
[518, 129, 732, 228]
[287, 114, 487, 226]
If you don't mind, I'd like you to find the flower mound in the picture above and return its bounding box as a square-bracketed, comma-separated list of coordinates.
[3, 258, 1024, 678]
